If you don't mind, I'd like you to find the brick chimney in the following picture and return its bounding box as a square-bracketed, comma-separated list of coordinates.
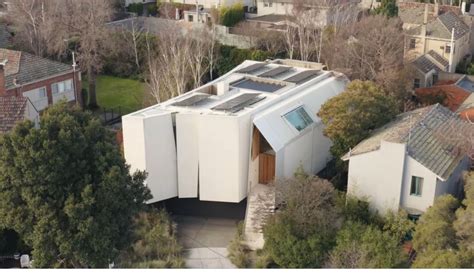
[0, 59, 7, 96]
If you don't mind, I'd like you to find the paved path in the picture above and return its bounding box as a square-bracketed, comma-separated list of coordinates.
[174, 215, 239, 268]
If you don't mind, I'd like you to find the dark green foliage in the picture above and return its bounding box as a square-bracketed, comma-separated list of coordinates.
[0, 102, 151, 268]
[216, 45, 270, 76]
[318, 80, 399, 160]
[372, 0, 398, 17]
[127, 3, 144, 15]
[327, 221, 407, 268]
[219, 3, 244, 27]
[119, 210, 184, 268]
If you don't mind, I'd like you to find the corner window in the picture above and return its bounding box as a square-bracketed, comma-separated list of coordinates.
[445, 45, 451, 54]
[413, 78, 420, 89]
[410, 176, 423, 196]
[409, 38, 416, 49]
[38, 87, 46, 98]
[283, 106, 313, 132]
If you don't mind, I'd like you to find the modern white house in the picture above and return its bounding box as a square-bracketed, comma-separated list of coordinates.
[122, 59, 348, 204]
[342, 104, 472, 216]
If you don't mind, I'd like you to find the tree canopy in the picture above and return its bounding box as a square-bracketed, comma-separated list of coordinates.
[318, 80, 399, 159]
[0, 102, 151, 268]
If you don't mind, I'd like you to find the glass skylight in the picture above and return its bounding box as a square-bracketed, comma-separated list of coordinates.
[283, 106, 313, 131]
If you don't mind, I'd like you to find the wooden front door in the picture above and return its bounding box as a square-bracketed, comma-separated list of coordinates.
[259, 153, 275, 184]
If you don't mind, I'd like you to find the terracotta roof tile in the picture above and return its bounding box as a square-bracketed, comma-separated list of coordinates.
[0, 96, 28, 133]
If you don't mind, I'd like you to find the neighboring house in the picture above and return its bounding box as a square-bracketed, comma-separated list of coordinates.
[125, 0, 156, 6]
[398, 2, 461, 31]
[0, 96, 39, 134]
[0, 49, 82, 112]
[343, 104, 472, 216]
[122, 59, 348, 204]
[168, 0, 255, 11]
[415, 71, 474, 120]
[255, 0, 360, 26]
[404, 7, 471, 73]
[410, 50, 449, 89]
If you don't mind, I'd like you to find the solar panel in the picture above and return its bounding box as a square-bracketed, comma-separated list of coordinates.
[232, 79, 284, 93]
[237, 63, 267, 74]
[172, 93, 210, 107]
[284, 70, 321, 84]
[259, 66, 291, 78]
[212, 93, 265, 113]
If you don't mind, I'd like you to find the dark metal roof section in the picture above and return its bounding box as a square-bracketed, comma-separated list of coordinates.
[284, 70, 321, 84]
[236, 63, 267, 74]
[232, 78, 285, 93]
[258, 66, 291, 78]
[212, 93, 265, 113]
[172, 93, 210, 107]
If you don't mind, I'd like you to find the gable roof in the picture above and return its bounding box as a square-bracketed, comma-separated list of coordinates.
[0, 49, 74, 90]
[412, 50, 449, 73]
[409, 11, 469, 40]
[343, 104, 472, 180]
[0, 96, 28, 133]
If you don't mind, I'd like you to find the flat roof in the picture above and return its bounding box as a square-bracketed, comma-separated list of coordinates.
[126, 59, 332, 118]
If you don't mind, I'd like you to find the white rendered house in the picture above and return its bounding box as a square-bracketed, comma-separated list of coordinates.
[343, 104, 472, 216]
[122, 59, 348, 204]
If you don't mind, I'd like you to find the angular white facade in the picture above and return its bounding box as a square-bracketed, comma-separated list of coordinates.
[122, 59, 348, 203]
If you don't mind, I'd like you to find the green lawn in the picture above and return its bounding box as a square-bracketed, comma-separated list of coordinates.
[85, 75, 145, 114]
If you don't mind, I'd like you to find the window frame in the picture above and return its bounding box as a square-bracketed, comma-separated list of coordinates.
[445, 45, 451, 54]
[409, 38, 416, 49]
[38, 86, 47, 98]
[410, 176, 423, 197]
[282, 105, 314, 132]
[413, 78, 421, 89]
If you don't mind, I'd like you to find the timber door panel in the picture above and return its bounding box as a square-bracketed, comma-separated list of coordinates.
[259, 153, 275, 184]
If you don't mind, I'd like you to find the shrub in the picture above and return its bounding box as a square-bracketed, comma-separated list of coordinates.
[118, 210, 184, 268]
[227, 222, 250, 268]
[219, 3, 244, 27]
[216, 45, 270, 76]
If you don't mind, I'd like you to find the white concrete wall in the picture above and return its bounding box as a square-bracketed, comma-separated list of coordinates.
[172, 0, 253, 9]
[198, 115, 245, 202]
[123, 113, 178, 203]
[347, 141, 406, 214]
[23, 99, 39, 128]
[176, 113, 199, 198]
[257, 1, 292, 16]
[400, 156, 438, 213]
[22, 88, 48, 111]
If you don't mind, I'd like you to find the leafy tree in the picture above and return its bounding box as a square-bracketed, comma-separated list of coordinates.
[412, 195, 459, 254]
[383, 210, 415, 243]
[0, 102, 151, 268]
[263, 176, 340, 268]
[454, 172, 474, 250]
[219, 3, 244, 27]
[318, 80, 399, 159]
[327, 221, 407, 268]
[372, 0, 398, 17]
[118, 210, 184, 268]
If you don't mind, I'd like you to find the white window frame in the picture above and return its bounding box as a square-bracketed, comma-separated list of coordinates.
[410, 176, 423, 197]
[282, 105, 314, 133]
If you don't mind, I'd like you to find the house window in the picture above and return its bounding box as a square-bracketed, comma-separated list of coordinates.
[409, 38, 416, 49]
[410, 176, 423, 196]
[269, 2, 273, 7]
[188, 14, 193, 22]
[445, 45, 451, 54]
[264, 2, 269, 6]
[432, 73, 438, 84]
[38, 87, 47, 98]
[413, 78, 420, 89]
[283, 106, 313, 131]
[52, 79, 73, 94]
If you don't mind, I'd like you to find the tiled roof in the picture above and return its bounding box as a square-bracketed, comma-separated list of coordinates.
[0, 49, 73, 90]
[409, 11, 469, 40]
[0, 24, 12, 48]
[416, 85, 470, 111]
[343, 104, 472, 180]
[412, 51, 448, 73]
[0, 96, 27, 133]
[398, 2, 461, 26]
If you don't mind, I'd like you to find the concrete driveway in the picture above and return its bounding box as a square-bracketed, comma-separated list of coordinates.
[173, 215, 240, 268]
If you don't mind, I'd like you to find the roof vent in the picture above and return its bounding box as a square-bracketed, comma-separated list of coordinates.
[216, 81, 229, 96]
